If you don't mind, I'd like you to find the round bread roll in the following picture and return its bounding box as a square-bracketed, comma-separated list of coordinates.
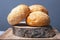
[26, 11, 50, 27]
[29, 4, 48, 14]
[7, 4, 30, 25]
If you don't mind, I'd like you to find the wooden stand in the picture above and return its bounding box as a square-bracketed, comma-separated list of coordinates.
[0, 22, 60, 39]
[12, 25, 56, 38]
[0, 28, 60, 39]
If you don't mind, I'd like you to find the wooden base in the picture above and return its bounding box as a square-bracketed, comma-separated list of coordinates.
[0, 28, 60, 39]
[12, 25, 56, 38]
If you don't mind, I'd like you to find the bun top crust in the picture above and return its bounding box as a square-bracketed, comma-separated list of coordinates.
[7, 4, 30, 25]
[29, 4, 48, 15]
[26, 11, 50, 27]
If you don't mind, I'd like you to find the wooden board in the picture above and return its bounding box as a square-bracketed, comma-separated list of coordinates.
[0, 28, 60, 40]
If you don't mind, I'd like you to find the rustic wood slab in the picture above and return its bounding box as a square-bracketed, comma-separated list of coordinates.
[12, 25, 56, 38]
[0, 28, 60, 40]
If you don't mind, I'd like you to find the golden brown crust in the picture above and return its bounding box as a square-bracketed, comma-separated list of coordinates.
[29, 4, 48, 15]
[7, 4, 30, 25]
[26, 11, 50, 27]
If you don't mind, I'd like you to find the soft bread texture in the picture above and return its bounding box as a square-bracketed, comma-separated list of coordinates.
[26, 11, 50, 27]
[7, 4, 30, 25]
[29, 4, 48, 14]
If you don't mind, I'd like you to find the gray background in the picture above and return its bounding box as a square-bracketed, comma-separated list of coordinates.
[0, 0, 60, 31]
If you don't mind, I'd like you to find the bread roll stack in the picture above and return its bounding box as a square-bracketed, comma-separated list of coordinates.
[26, 4, 50, 27]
